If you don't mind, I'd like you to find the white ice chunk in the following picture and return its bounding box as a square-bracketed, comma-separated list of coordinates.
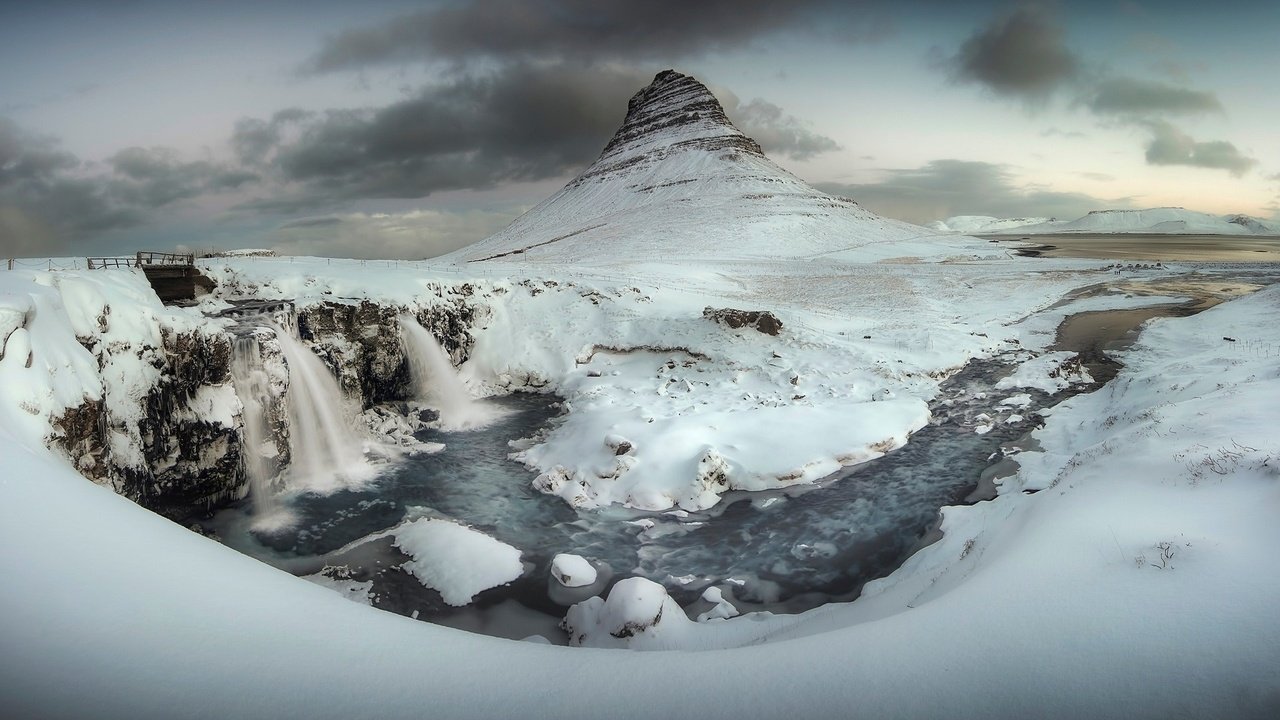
[393, 519, 523, 606]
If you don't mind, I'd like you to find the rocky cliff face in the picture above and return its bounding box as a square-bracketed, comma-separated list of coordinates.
[296, 289, 483, 408]
[51, 322, 247, 520]
[581, 69, 765, 186]
[44, 274, 487, 521]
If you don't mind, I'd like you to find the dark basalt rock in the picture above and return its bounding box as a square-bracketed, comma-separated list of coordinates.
[52, 326, 247, 520]
[574, 70, 764, 187]
[702, 306, 784, 336]
[297, 295, 479, 408]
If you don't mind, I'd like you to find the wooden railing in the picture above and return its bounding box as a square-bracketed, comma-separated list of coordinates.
[135, 251, 194, 267]
[86, 252, 195, 270]
[86, 256, 136, 269]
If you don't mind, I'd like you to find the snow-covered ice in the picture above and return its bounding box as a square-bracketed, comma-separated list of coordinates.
[393, 518, 524, 606]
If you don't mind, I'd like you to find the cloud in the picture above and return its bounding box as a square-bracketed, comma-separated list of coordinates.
[945, 4, 1078, 99]
[724, 98, 839, 160]
[1142, 120, 1257, 176]
[235, 65, 838, 210]
[267, 208, 521, 260]
[1040, 127, 1087, 139]
[815, 159, 1127, 224]
[236, 65, 644, 208]
[1084, 77, 1221, 117]
[303, 0, 826, 72]
[108, 146, 257, 208]
[0, 117, 257, 253]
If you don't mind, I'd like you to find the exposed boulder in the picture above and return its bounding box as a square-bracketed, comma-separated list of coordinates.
[702, 306, 783, 336]
[562, 577, 694, 649]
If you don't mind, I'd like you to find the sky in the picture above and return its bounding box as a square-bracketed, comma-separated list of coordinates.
[1, 0, 1277, 259]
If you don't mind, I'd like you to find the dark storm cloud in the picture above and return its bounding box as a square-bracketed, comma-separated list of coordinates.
[0, 117, 78, 184]
[1142, 120, 1257, 176]
[726, 99, 840, 160]
[945, 4, 1078, 99]
[0, 117, 258, 253]
[242, 65, 644, 206]
[108, 146, 259, 208]
[304, 0, 826, 72]
[816, 159, 1125, 224]
[236, 65, 839, 209]
[231, 108, 314, 166]
[1084, 77, 1221, 117]
[1, 118, 129, 254]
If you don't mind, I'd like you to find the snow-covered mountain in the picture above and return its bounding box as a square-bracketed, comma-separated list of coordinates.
[449, 70, 952, 265]
[926, 215, 1050, 234]
[931, 207, 1278, 236]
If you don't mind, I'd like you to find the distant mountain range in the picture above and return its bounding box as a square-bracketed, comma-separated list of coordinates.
[928, 208, 1278, 236]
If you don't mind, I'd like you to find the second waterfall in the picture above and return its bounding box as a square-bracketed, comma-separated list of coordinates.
[398, 315, 494, 430]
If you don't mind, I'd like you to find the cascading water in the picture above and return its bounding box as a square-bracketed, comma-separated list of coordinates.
[229, 333, 285, 527]
[398, 315, 494, 430]
[270, 322, 372, 495]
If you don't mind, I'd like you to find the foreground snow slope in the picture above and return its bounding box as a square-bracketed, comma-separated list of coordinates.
[4, 286, 1278, 719]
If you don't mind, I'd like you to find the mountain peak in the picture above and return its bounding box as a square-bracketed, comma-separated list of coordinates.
[449, 70, 929, 266]
[590, 70, 763, 174]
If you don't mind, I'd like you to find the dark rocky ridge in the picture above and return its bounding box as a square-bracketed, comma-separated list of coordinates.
[52, 325, 247, 519]
[573, 70, 765, 187]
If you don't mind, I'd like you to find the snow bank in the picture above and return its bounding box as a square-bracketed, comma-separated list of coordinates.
[3, 282, 1279, 719]
[563, 577, 697, 649]
[995, 350, 1092, 393]
[393, 518, 523, 606]
[0, 268, 221, 479]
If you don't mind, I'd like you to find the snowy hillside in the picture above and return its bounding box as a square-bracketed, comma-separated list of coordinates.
[448, 71, 980, 265]
[932, 207, 1278, 235]
[927, 215, 1050, 233]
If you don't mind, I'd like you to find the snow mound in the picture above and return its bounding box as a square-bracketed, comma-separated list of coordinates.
[996, 351, 1092, 393]
[392, 519, 523, 606]
[563, 577, 695, 649]
[550, 553, 597, 588]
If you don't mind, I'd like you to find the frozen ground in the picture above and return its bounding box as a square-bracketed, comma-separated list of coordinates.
[2, 257, 1278, 717]
[931, 207, 1278, 236]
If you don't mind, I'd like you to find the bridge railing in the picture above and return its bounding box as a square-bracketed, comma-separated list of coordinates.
[135, 251, 194, 267]
[86, 257, 137, 269]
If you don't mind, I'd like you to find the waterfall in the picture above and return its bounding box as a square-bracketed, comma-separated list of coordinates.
[270, 323, 371, 494]
[399, 315, 494, 430]
[229, 334, 288, 529]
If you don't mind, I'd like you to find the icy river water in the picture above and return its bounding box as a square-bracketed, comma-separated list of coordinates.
[207, 354, 1064, 641]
